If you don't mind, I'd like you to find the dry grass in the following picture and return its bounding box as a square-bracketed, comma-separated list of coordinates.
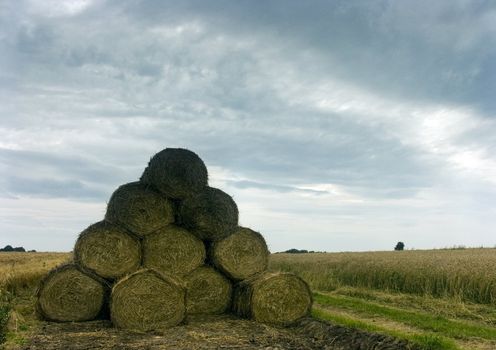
[0, 252, 70, 296]
[270, 249, 496, 304]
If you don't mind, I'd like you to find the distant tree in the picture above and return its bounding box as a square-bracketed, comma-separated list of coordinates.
[0, 245, 27, 252]
[284, 248, 309, 254]
[394, 242, 405, 251]
[28, 250, 37, 253]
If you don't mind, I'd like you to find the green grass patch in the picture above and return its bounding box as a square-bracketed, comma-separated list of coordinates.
[0, 304, 10, 344]
[333, 286, 496, 326]
[312, 308, 460, 350]
[314, 292, 496, 340]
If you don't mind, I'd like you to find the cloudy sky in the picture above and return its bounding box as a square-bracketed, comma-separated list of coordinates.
[1, 0, 495, 252]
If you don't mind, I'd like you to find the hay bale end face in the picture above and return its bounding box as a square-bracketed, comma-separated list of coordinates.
[105, 182, 175, 237]
[185, 266, 232, 315]
[211, 227, 269, 280]
[232, 272, 312, 326]
[143, 225, 206, 276]
[180, 187, 238, 241]
[111, 269, 186, 332]
[140, 148, 208, 199]
[36, 264, 108, 322]
[74, 221, 141, 280]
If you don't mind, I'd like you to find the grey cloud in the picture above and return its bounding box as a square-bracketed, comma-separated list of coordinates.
[194, 113, 437, 197]
[0, 148, 123, 184]
[0, 2, 491, 200]
[5, 0, 496, 118]
[121, 0, 496, 115]
[0, 148, 135, 201]
[6, 177, 107, 201]
[101, 109, 436, 198]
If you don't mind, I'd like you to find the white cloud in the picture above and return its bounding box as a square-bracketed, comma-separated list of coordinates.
[27, 0, 95, 18]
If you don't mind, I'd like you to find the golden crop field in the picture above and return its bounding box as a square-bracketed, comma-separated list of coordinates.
[269, 248, 496, 304]
[0, 252, 70, 296]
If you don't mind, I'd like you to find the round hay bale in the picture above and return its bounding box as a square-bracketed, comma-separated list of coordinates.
[105, 181, 175, 237]
[143, 225, 206, 276]
[179, 187, 238, 241]
[232, 272, 312, 326]
[184, 266, 232, 314]
[211, 227, 269, 280]
[36, 264, 109, 322]
[140, 148, 208, 199]
[74, 221, 141, 280]
[111, 269, 186, 331]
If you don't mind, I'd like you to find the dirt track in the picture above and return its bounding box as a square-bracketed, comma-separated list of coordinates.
[22, 315, 415, 350]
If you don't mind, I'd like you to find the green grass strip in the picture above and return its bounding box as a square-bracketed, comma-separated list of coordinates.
[0, 305, 10, 344]
[312, 308, 460, 350]
[314, 292, 496, 340]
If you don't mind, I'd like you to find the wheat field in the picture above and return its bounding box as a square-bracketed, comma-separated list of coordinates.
[269, 248, 496, 304]
[0, 252, 70, 296]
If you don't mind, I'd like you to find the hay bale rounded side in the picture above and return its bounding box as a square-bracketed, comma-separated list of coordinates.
[111, 269, 186, 332]
[232, 272, 312, 326]
[36, 264, 109, 322]
[179, 187, 238, 241]
[105, 181, 175, 237]
[74, 221, 141, 280]
[184, 266, 232, 315]
[211, 227, 269, 280]
[140, 148, 208, 199]
[143, 225, 206, 276]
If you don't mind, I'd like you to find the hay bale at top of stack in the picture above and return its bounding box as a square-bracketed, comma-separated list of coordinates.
[180, 187, 238, 241]
[110, 269, 186, 332]
[105, 182, 175, 237]
[140, 148, 208, 199]
[142, 225, 206, 276]
[232, 272, 312, 326]
[211, 227, 269, 280]
[74, 221, 141, 280]
[184, 266, 232, 315]
[36, 264, 109, 322]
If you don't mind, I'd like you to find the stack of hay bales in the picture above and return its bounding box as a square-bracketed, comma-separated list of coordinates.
[36, 148, 312, 332]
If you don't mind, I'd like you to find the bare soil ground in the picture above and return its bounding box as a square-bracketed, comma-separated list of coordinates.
[20, 315, 414, 350]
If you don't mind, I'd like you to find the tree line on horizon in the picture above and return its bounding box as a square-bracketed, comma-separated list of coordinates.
[0, 245, 36, 252]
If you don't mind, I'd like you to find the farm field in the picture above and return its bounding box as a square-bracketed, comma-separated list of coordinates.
[271, 249, 496, 350]
[0, 251, 405, 350]
[0, 249, 495, 349]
